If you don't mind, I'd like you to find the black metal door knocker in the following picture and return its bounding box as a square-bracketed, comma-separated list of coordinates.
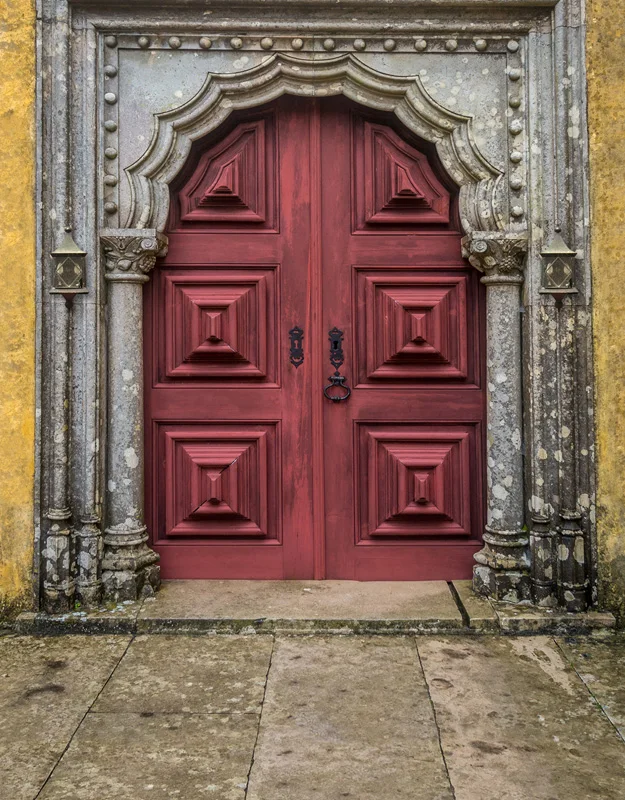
[323, 327, 351, 402]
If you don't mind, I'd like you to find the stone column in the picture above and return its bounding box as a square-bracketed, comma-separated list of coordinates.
[100, 229, 168, 601]
[462, 232, 530, 603]
[42, 294, 75, 614]
[556, 301, 588, 610]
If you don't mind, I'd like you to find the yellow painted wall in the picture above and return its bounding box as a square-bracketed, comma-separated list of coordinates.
[588, 0, 625, 622]
[0, 0, 36, 619]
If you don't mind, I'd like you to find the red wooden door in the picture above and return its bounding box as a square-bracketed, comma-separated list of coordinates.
[145, 97, 485, 580]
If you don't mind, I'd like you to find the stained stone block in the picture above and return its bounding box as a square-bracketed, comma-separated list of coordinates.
[38, 713, 258, 800]
[246, 636, 453, 800]
[557, 636, 625, 739]
[0, 636, 129, 800]
[94, 634, 273, 714]
[418, 636, 625, 800]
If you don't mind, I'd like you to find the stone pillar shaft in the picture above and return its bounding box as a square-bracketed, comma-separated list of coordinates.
[463, 232, 530, 603]
[43, 294, 75, 613]
[556, 303, 588, 610]
[100, 229, 167, 601]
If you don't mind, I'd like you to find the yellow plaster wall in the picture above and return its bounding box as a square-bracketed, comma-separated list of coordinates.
[588, 0, 625, 621]
[0, 0, 36, 618]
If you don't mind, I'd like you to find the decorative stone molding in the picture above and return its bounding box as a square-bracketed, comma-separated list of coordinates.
[100, 229, 168, 601]
[125, 53, 504, 235]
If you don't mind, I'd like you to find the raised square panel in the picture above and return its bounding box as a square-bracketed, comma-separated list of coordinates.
[356, 424, 473, 541]
[173, 114, 278, 231]
[355, 270, 469, 384]
[352, 116, 451, 232]
[157, 423, 280, 540]
[161, 267, 277, 383]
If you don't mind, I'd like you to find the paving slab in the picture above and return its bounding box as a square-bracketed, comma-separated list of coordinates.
[38, 712, 258, 800]
[557, 635, 625, 741]
[417, 636, 625, 800]
[94, 634, 272, 714]
[0, 635, 130, 800]
[137, 579, 463, 633]
[246, 635, 453, 800]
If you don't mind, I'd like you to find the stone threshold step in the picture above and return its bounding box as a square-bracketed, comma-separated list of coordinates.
[14, 580, 616, 636]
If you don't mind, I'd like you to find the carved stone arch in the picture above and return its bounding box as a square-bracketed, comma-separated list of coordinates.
[98, 52, 527, 605]
[124, 53, 505, 235]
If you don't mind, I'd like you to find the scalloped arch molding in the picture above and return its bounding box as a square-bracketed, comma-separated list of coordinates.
[125, 53, 505, 234]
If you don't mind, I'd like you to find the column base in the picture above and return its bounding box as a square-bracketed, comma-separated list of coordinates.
[75, 520, 103, 608]
[531, 581, 559, 608]
[42, 514, 75, 614]
[473, 564, 531, 603]
[102, 562, 160, 603]
[102, 526, 160, 602]
[558, 584, 589, 613]
[473, 526, 531, 602]
[42, 586, 75, 615]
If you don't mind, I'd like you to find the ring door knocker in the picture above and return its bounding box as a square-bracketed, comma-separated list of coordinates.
[324, 327, 351, 402]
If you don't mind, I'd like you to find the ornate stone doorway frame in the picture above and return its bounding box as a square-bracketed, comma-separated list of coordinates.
[36, 0, 595, 614]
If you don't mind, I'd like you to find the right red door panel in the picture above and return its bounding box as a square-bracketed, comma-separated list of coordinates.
[320, 101, 485, 580]
[145, 97, 485, 581]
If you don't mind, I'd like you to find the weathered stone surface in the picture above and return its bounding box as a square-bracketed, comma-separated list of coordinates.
[138, 579, 463, 633]
[492, 603, 616, 633]
[38, 712, 258, 800]
[558, 636, 625, 740]
[0, 635, 129, 800]
[451, 580, 498, 631]
[16, 599, 143, 635]
[246, 636, 453, 800]
[418, 636, 625, 800]
[94, 634, 272, 714]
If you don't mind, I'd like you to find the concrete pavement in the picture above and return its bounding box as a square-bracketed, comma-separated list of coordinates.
[1, 631, 624, 800]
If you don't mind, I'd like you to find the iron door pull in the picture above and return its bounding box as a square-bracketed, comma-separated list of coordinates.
[323, 327, 351, 402]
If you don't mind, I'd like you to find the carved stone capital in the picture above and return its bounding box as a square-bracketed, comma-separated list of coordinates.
[461, 231, 528, 285]
[101, 229, 168, 282]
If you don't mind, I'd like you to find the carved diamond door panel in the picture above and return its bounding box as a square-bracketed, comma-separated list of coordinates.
[157, 424, 280, 539]
[173, 115, 278, 230]
[159, 267, 278, 383]
[352, 116, 451, 230]
[144, 97, 485, 581]
[357, 424, 474, 540]
[355, 270, 471, 385]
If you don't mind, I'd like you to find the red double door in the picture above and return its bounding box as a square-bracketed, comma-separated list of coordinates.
[145, 97, 485, 581]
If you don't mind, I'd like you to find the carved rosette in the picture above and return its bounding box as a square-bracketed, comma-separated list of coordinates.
[461, 232, 527, 285]
[101, 229, 168, 282]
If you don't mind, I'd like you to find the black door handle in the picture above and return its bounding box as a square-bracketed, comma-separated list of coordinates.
[323, 327, 351, 402]
[289, 325, 304, 368]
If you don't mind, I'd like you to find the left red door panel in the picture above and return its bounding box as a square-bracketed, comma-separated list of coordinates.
[144, 101, 316, 579]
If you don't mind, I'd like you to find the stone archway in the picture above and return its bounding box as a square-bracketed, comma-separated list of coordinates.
[37, 4, 593, 615]
[99, 54, 527, 603]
